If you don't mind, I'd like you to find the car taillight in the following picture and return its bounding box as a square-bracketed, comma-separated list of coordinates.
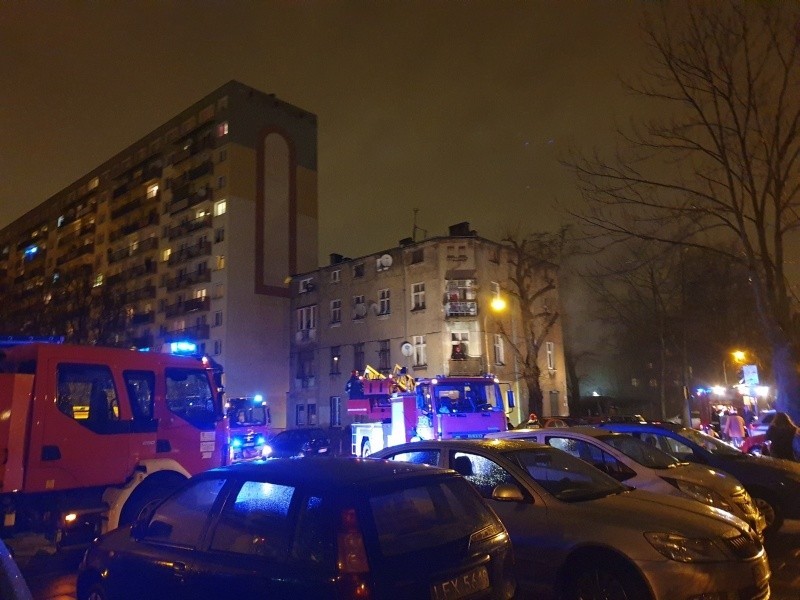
[337, 508, 369, 572]
[337, 508, 371, 598]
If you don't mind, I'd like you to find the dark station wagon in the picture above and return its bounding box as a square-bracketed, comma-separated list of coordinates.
[77, 457, 516, 600]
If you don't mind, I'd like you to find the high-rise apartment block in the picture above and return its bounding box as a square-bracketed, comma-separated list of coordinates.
[288, 222, 569, 429]
[0, 81, 317, 428]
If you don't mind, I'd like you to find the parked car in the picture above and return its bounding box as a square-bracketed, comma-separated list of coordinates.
[372, 439, 770, 600]
[488, 426, 765, 537]
[77, 457, 516, 600]
[0, 539, 32, 600]
[262, 427, 330, 458]
[600, 419, 800, 533]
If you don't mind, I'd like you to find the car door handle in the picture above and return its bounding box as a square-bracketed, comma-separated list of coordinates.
[172, 561, 186, 574]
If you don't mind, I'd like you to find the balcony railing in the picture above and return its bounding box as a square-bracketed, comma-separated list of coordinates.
[448, 357, 482, 376]
[106, 260, 157, 286]
[164, 296, 210, 318]
[130, 311, 155, 326]
[107, 237, 159, 264]
[445, 301, 478, 317]
[167, 241, 212, 267]
[164, 270, 211, 292]
[56, 242, 95, 267]
[163, 323, 210, 342]
[167, 187, 212, 216]
[109, 210, 160, 243]
[121, 284, 156, 303]
[166, 213, 212, 241]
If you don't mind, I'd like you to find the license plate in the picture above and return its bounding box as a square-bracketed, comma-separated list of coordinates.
[431, 566, 489, 600]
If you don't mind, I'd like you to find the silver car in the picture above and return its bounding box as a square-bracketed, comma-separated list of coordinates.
[488, 426, 765, 538]
[372, 439, 770, 600]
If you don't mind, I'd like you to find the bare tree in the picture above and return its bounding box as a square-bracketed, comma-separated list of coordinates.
[570, 2, 800, 421]
[498, 229, 565, 419]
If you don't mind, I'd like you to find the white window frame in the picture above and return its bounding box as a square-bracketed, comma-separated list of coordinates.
[330, 269, 340, 284]
[413, 335, 427, 367]
[330, 299, 342, 324]
[411, 282, 425, 310]
[297, 305, 317, 332]
[451, 332, 470, 357]
[379, 288, 390, 315]
[546, 341, 555, 370]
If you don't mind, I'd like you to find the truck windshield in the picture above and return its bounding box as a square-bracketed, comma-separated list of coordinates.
[432, 382, 501, 413]
[166, 368, 220, 430]
[228, 400, 269, 428]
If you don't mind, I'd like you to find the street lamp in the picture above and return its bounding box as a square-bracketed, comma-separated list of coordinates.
[483, 295, 507, 373]
[722, 350, 746, 386]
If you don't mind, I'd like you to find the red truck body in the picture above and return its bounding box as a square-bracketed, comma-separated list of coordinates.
[0, 343, 226, 546]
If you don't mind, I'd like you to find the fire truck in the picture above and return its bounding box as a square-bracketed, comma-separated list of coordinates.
[226, 395, 271, 462]
[0, 342, 226, 548]
[349, 366, 514, 457]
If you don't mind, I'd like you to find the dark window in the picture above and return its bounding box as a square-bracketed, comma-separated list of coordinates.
[123, 370, 155, 421]
[144, 477, 225, 547]
[353, 343, 365, 373]
[378, 339, 390, 371]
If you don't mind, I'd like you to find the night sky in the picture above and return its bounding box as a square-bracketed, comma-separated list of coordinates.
[1, 2, 652, 264]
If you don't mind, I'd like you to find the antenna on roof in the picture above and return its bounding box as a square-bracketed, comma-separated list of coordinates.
[412, 208, 427, 242]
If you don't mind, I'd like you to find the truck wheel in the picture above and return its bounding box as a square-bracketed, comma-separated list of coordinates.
[361, 439, 372, 458]
[119, 472, 186, 527]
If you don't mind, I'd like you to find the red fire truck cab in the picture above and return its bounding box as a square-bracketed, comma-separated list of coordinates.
[226, 395, 271, 462]
[0, 342, 226, 548]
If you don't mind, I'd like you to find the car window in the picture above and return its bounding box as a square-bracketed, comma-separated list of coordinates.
[382, 449, 440, 466]
[209, 480, 295, 558]
[600, 434, 679, 469]
[450, 451, 518, 498]
[144, 477, 226, 547]
[545, 437, 636, 481]
[632, 433, 694, 459]
[368, 477, 501, 557]
[291, 495, 334, 566]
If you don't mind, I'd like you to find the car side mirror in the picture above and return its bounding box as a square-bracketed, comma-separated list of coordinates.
[491, 483, 526, 502]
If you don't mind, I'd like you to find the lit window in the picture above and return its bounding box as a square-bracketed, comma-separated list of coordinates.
[546, 341, 555, 370]
[89, 176, 100, 190]
[214, 200, 226, 216]
[217, 122, 229, 137]
[162, 248, 171, 262]
[215, 255, 225, 270]
[147, 184, 159, 199]
[451, 332, 469, 359]
[194, 288, 207, 299]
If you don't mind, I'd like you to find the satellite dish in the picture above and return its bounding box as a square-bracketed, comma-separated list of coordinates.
[370, 302, 380, 315]
[401, 341, 414, 357]
[354, 303, 367, 318]
[380, 254, 393, 268]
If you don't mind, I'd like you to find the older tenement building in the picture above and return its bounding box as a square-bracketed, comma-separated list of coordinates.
[0, 81, 317, 428]
[288, 222, 569, 430]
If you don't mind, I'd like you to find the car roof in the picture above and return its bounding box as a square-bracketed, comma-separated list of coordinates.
[601, 420, 684, 433]
[373, 438, 549, 455]
[205, 456, 445, 487]
[501, 426, 623, 439]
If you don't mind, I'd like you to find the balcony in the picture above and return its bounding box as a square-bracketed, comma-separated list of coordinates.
[58, 223, 96, 247]
[294, 328, 317, 344]
[445, 301, 477, 318]
[14, 265, 45, 285]
[130, 311, 155, 326]
[107, 237, 159, 265]
[109, 210, 160, 243]
[165, 270, 211, 292]
[121, 284, 156, 303]
[56, 242, 95, 267]
[448, 357, 482, 376]
[130, 333, 154, 349]
[188, 160, 214, 181]
[167, 186, 212, 216]
[163, 323, 210, 342]
[166, 213, 212, 241]
[106, 259, 157, 286]
[167, 240, 212, 267]
[164, 296, 210, 318]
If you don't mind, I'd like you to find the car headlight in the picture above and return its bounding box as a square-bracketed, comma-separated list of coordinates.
[262, 444, 273, 457]
[644, 532, 727, 563]
[665, 478, 732, 511]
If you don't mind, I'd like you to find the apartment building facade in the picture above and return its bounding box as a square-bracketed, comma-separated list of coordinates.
[288, 223, 569, 430]
[0, 81, 317, 428]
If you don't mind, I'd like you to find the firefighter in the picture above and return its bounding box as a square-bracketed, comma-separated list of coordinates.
[345, 370, 364, 399]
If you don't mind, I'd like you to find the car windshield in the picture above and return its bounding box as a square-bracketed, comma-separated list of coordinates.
[599, 434, 680, 468]
[368, 477, 503, 557]
[675, 427, 743, 456]
[507, 447, 627, 502]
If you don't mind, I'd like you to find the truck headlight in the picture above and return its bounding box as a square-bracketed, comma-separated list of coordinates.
[644, 532, 727, 563]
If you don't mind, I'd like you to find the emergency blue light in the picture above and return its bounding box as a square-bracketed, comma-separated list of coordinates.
[169, 341, 197, 355]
